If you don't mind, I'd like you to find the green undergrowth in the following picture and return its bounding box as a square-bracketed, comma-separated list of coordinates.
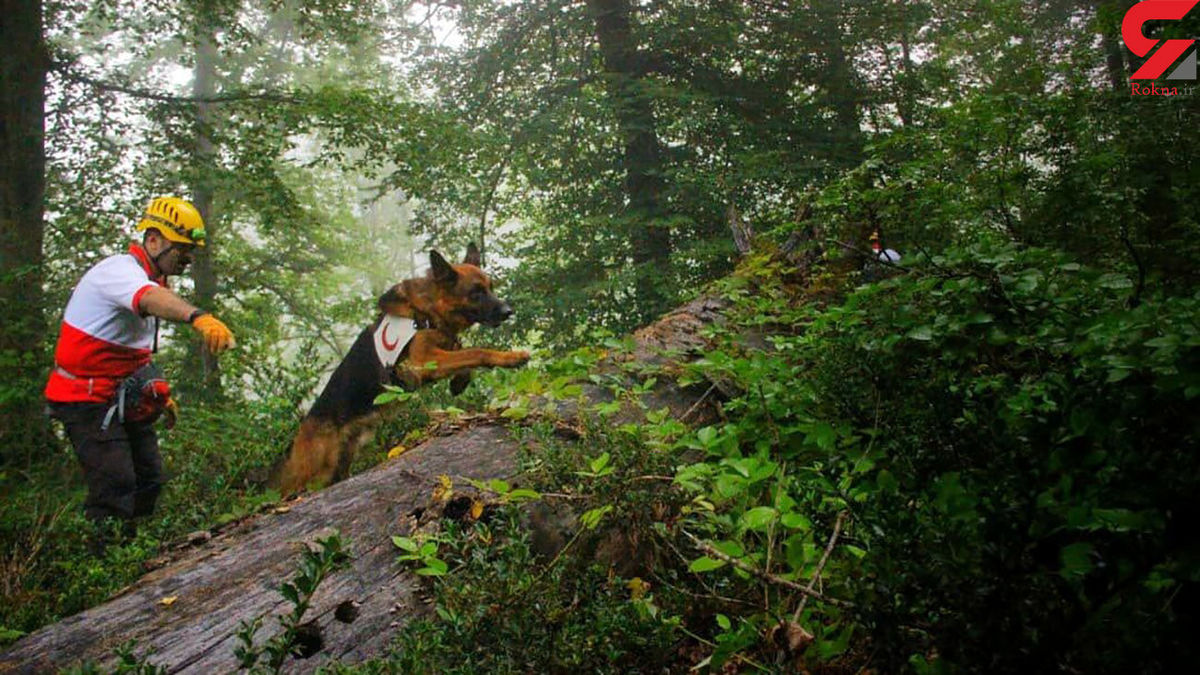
[334, 240, 1198, 673]
[6, 240, 1197, 674]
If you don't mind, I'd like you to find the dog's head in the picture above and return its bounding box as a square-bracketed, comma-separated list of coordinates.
[429, 243, 514, 328]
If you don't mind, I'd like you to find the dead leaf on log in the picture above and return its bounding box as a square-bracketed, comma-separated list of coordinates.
[772, 620, 814, 654]
[432, 474, 453, 502]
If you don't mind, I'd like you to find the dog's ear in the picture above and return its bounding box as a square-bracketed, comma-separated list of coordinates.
[430, 250, 457, 285]
[464, 242, 481, 267]
[449, 372, 472, 396]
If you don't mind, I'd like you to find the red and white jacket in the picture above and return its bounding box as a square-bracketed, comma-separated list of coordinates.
[45, 244, 166, 403]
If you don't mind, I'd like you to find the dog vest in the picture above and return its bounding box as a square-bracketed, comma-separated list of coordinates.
[373, 315, 418, 368]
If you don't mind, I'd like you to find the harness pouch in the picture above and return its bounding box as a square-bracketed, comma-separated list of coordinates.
[101, 362, 170, 430]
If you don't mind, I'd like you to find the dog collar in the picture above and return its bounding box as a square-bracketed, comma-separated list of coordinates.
[374, 315, 418, 368]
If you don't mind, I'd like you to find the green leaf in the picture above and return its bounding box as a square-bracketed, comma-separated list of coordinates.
[392, 536, 418, 552]
[590, 452, 611, 473]
[906, 326, 934, 341]
[501, 405, 530, 420]
[696, 426, 719, 448]
[711, 540, 745, 558]
[1097, 273, 1133, 289]
[1086, 508, 1152, 533]
[780, 513, 813, 531]
[1060, 542, 1094, 579]
[580, 505, 613, 530]
[740, 506, 779, 531]
[843, 545, 867, 559]
[279, 582, 299, 605]
[689, 556, 727, 573]
[417, 558, 449, 576]
[1106, 368, 1133, 383]
[373, 391, 398, 405]
[876, 469, 898, 493]
[805, 423, 837, 451]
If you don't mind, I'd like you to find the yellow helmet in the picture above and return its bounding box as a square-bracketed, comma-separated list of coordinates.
[137, 197, 206, 247]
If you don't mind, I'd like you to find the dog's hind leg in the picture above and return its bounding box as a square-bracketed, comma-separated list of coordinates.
[270, 418, 343, 495]
[331, 419, 380, 484]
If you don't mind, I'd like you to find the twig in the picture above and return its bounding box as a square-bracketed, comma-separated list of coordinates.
[792, 510, 849, 622]
[650, 574, 764, 612]
[661, 526, 725, 601]
[674, 624, 772, 673]
[680, 383, 718, 422]
[682, 531, 853, 608]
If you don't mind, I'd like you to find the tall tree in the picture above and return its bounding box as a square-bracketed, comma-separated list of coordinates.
[0, 0, 50, 460]
[587, 0, 671, 319]
[190, 12, 222, 391]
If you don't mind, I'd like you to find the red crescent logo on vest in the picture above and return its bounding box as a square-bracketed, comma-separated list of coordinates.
[381, 322, 401, 350]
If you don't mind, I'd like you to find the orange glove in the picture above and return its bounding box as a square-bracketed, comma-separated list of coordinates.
[163, 397, 178, 430]
[192, 314, 236, 354]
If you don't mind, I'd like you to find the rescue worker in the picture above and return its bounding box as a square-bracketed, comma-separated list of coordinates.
[864, 231, 901, 282]
[44, 197, 235, 552]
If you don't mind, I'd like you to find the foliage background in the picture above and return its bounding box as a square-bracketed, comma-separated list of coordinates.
[1, 0, 1197, 671]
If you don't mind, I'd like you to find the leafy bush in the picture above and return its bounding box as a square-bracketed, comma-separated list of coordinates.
[673, 242, 1199, 671]
[381, 507, 682, 675]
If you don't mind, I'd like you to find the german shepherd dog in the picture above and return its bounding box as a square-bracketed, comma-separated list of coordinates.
[270, 244, 529, 495]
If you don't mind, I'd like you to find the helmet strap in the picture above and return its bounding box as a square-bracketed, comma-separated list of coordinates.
[149, 240, 175, 277]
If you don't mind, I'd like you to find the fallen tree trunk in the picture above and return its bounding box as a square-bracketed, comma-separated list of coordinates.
[0, 295, 730, 674]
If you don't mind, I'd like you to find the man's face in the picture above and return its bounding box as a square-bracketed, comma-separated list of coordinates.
[146, 231, 196, 277]
[162, 243, 196, 276]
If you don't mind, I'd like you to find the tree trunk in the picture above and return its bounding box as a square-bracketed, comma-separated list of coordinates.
[1096, 0, 1133, 91]
[820, 1, 864, 169]
[190, 27, 222, 394]
[0, 0, 49, 462]
[1102, 26, 1126, 90]
[897, 4, 916, 128]
[587, 0, 672, 321]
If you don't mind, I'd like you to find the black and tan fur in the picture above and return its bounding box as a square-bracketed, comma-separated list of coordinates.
[271, 244, 528, 494]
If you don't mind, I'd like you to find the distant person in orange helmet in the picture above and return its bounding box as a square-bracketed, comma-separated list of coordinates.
[864, 231, 902, 282]
[45, 197, 235, 552]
